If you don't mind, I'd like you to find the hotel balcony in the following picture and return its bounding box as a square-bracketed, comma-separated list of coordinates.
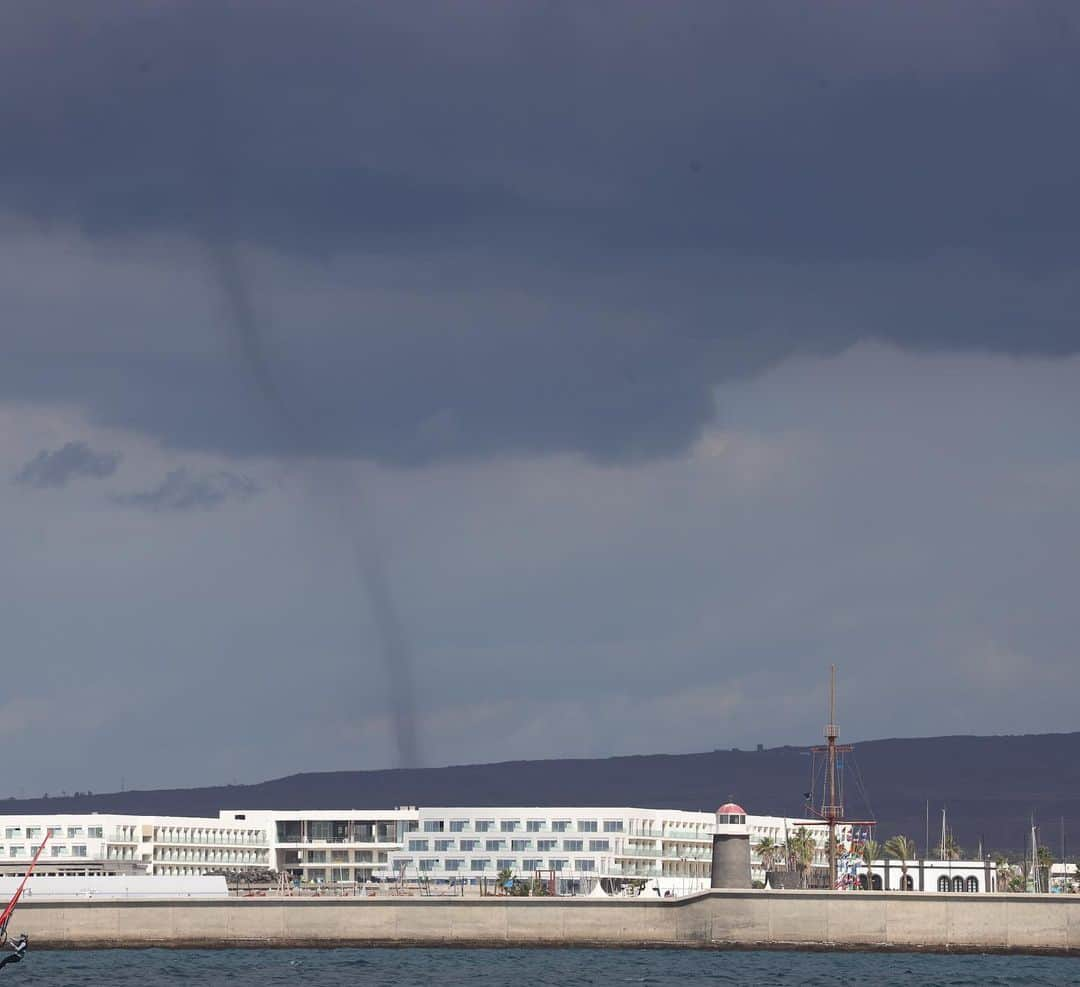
[662, 830, 713, 842]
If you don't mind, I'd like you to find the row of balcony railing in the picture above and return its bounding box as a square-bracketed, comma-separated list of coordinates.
[154, 850, 267, 864]
[275, 836, 390, 845]
[153, 833, 266, 846]
[610, 865, 661, 877]
[616, 847, 713, 860]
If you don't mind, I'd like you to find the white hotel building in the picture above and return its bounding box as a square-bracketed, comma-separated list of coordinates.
[0, 814, 271, 878]
[374, 806, 848, 894]
[0, 806, 843, 892]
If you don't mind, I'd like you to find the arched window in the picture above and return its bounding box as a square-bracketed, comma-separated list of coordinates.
[966, 876, 979, 893]
[871, 874, 883, 890]
[938, 875, 951, 892]
[859, 874, 869, 890]
[952, 876, 964, 892]
[901, 874, 914, 890]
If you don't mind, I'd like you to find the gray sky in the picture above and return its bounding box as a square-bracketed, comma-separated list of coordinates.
[1, 1, 1078, 796]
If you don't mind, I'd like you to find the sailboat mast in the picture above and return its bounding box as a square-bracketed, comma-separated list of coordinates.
[825, 665, 839, 888]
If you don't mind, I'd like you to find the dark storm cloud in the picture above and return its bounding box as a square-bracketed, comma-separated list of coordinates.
[111, 468, 259, 512]
[13, 441, 121, 489]
[1, 1, 1078, 465]
[3, 1, 1077, 265]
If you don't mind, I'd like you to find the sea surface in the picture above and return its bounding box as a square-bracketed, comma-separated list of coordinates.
[11, 948, 1080, 985]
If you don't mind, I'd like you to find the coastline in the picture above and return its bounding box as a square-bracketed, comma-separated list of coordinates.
[13, 889, 1080, 956]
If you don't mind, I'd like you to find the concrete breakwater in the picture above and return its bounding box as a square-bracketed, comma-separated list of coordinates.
[14, 890, 1080, 954]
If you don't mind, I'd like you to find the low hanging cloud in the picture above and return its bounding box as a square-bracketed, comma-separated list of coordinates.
[13, 440, 121, 489]
[111, 468, 259, 512]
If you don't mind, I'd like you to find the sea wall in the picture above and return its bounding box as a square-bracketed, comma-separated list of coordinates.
[13, 890, 1080, 954]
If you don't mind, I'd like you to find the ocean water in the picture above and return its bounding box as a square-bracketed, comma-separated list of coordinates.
[10, 948, 1080, 986]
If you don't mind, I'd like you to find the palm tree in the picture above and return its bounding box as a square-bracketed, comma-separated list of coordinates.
[935, 832, 962, 860]
[787, 827, 816, 888]
[756, 836, 779, 874]
[884, 835, 916, 890]
[860, 840, 880, 890]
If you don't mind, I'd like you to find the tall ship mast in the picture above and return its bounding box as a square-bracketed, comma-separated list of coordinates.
[807, 665, 873, 888]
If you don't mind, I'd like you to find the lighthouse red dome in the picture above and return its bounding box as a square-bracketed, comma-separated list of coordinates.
[717, 802, 746, 815]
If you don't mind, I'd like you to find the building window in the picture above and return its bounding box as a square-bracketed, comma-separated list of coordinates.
[523, 858, 543, 871]
[500, 821, 520, 833]
[578, 820, 598, 833]
[450, 820, 468, 833]
[331, 851, 349, 862]
[511, 840, 531, 852]
[549, 859, 567, 871]
[423, 821, 445, 833]
[3, 828, 20, 839]
[434, 840, 453, 852]
[966, 876, 979, 893]
[564, 840, 583, 852]
[419, 859, 437, 872]
[526, 821, 545, 832]
[588, 840, 609, 852]
[67, 827, 84, 839]
[497, 858, 515, 871]
[901, 875, 914, 890]
[460, 840, 480, 852]
[577, 859, 595, 871]
[485, 840, 506, 852]
[445, 859, 463, 872]
[470, 860, 488, 872]
[938, 876, 951, 892]
[474, 821, 493, 833]
[953, 876, 965, 893]
[277, 822, 302, 843]
[73, 845, 88, 858]
[552, 821, 571, 833]
[603, 821, 624, 833]
[331, 868, 351, 882]
[538, 840, 558, 852]
[306, 869, 326, 884]
[88, 827, 103, 839]
[407, 840, 428, 852]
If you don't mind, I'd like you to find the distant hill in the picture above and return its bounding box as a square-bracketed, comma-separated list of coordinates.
[7, 733, 1080, 855]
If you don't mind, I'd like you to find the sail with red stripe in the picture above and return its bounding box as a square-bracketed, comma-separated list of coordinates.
[0, 832, 49, 936]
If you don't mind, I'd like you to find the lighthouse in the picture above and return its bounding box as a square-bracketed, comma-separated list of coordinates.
[710, 802, 751, 888]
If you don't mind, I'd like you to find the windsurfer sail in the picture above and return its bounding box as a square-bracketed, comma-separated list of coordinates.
[0, 832, 49, 972]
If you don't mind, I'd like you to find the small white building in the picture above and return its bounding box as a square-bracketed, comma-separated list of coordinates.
[851, 858, 997, 893]
[1049, 862, 1078, 893]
